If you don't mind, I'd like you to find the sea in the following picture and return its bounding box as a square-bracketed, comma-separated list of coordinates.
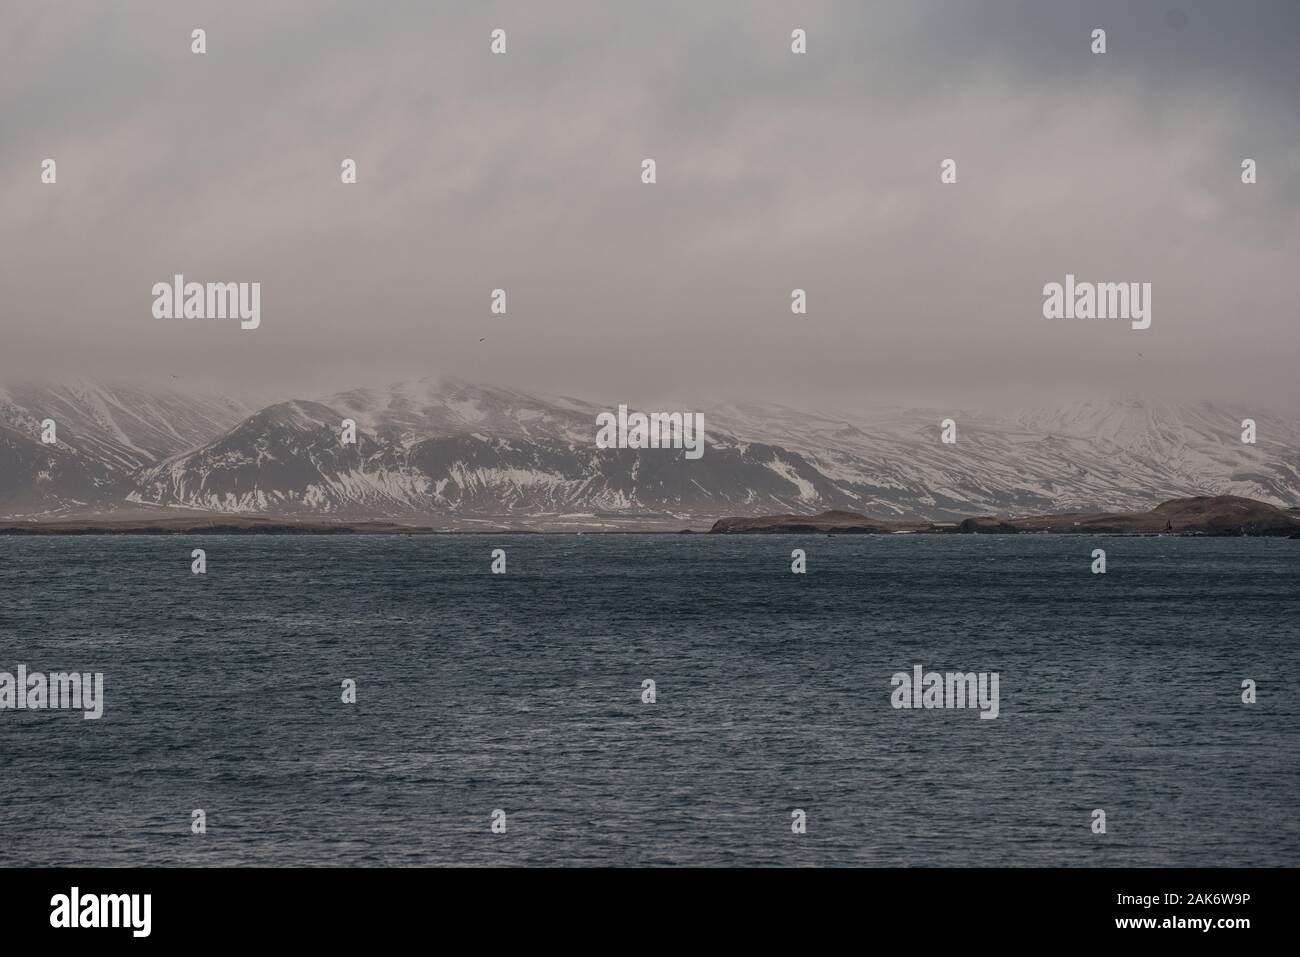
[1, 534, 1296, 866]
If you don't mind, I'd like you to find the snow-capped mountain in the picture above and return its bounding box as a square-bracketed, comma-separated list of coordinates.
[703, 395, 1300, 519]
[0, 379, 255, 516]
[127, 377, 840, 520]
[2, 376, 1297, 524]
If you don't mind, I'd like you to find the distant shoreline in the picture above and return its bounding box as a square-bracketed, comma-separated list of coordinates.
[0, 518, 473, 536]
[710, 495, 1300, 538]
[3, 495, 1299, 537]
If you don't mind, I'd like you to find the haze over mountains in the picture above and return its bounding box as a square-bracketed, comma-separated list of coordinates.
[1, 377, 1296, 528]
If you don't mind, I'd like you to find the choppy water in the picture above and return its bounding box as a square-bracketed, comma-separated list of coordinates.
[0, 534, 1296, 866]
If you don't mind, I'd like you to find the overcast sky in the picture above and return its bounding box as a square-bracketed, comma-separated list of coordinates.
[2, 0, 1298, 412]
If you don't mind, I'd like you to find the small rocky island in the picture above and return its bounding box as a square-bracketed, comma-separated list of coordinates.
[710, 495, 1300, 537]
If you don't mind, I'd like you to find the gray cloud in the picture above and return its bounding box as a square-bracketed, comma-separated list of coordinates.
[2, 0, 1297, 412]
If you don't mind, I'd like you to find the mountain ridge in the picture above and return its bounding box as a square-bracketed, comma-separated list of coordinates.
[1, 377, 1296, 526]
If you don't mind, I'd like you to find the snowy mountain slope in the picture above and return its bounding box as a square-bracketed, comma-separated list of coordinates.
[128, 380, 846, 517]
[2, 376, 1296, 522]
[704, 397, 1300, 517]
[0, 379, 255, 516]
[0, 379, 254, 473]
[0, 424, 121, 516]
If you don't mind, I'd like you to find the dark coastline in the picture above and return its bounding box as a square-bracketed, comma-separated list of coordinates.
[3, 494, 1299, 536]
[709, 495, 1300, 537]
